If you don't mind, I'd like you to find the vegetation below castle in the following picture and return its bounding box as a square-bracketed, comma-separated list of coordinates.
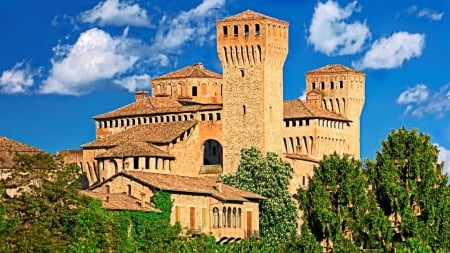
[1, 127, 450, 252]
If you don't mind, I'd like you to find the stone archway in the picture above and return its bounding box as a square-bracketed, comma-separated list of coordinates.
[200, 139, 223, 174]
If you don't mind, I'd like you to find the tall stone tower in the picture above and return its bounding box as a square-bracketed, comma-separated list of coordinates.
[305, 64, 365, 158]
[217, 10, 289, 173]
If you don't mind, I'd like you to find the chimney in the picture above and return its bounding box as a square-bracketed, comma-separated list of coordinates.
[135, 90, 148, 102]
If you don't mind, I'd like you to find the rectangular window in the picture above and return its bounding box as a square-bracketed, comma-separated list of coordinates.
[321, 82, 325, 89]
[208, 113, 213, 121]
[201, 114, 206, 121]
[133, 157, 139, 169]
[145, 157, 150, 169]
[233, 25, 238, 36]
[216, 113, 221, 121]
[330, 81, 334, 89]
[255, 24, 260, 35]
[192, 86, 198, 96]
[244, 25, 249, 36]
[223, 26, 228, 36]
[312, 82, 316, 89]
[340, 81, 344, 88]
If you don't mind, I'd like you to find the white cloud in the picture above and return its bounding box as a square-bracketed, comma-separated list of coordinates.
[151, 0, 225, 52]
[113, 74, 150, 92]
[352, 32, 425, 70]
[396, 84, 429, 105]
[401, 5, 444, 21]
[417, 8, 444, 21]
[307, 0, 371, 56]
[40, 28, 138, 95]
[435, 144, 450, 176]
[0, 62, 36, 94]
[80, 0, 150, 27]
[397, 83, 450, 118]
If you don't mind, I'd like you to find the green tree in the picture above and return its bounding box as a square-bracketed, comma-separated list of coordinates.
[297, 153, 392, 252]
[221, 147, 298, 245]
[367, 127, 450, 251]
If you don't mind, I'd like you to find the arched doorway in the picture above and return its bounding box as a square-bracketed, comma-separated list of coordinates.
[200, 139, 223, 174]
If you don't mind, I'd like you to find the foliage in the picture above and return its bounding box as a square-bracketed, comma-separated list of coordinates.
[366, 127, 450, 251]
[297, 153, 392, 251]
[221, 147, 298, 245]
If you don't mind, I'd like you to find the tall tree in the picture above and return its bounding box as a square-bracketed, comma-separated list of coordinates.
[297, 153, 392, 252]
[221, 147, 298, 245]
[367, 127, 450, 250]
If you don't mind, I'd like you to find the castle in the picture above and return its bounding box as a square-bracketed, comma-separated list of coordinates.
[61, 10, 365, 240]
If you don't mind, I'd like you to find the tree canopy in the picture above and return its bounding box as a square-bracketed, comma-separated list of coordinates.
[221, 147, 298, 245]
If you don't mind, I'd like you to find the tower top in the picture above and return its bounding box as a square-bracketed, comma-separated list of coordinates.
[219, 10, 288, 25]
[306, 64, 364, 75]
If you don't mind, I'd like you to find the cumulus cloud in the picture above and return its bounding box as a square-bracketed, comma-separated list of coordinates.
[396, 84, 429, 105]
[435, 144, 450, 176]
[113, 74, 150, 92]
[401, 5, 444, 21]
[80, 0, 150, 27]
[0, 62, 36, 94]
[151, 0, 225, 52]
[397, 83, 450, 118]
[40, 28, 138, 95]
[307, 0, 371, 56]
[352, 32, 425, 70]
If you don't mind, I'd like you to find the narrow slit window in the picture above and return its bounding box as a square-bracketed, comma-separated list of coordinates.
[330, 81, 334, 89]
[312, 82, 316, 89]
[244, 25, 249, 36]
[192, 86, 198, 96]
[233, 25, 238, 36]
[223, 26, 228, 36]
[243, 105, 246, 115]
[321, 82, 325, 89]
[340, 81, 344, 88]
[255, 24, 260, 35]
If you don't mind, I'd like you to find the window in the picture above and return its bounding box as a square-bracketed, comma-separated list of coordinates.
[105, 185, 110, 194]
[213, 207, 219, 228]
[216, 113, 221, 121]
[255, 24, 260, 35]
[222, 207, 227, 227]
[233, 25, 238, 36]
[243, 105, 246, 115]
[244, 25, 249, 36]
[232, 208, 237, 227]
[212, 146, 217, 156]
[340, 80, 344, 88]
[127, 184, 131, 195]
[237, 208, 241, 228]
[240, 69, 245, 77]
[208, 113, 213, 121]
[133, 157, 139, 169]
[331, 81, 334, 89]
[192, 86, 198, 96]
[201, 114, 206, 121]
[227, 207, 232, 227]
[223, 26, 228, 36]
[321, 82, 325, 89]
[145, 157, 150, 169]
[312, 82, 316, 89]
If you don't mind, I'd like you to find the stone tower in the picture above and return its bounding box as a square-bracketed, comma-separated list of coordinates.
[305, 64, 365, 158]
[217, 10, 289, 173]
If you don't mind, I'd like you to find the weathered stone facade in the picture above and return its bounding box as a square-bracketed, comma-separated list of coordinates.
[60, 10, 365, 240]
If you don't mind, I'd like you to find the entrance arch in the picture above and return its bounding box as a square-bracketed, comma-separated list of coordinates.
[200, 139, 223, 174]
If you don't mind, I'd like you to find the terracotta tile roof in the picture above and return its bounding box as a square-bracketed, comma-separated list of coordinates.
[283, 99, 350, 121]
[82, 121, 198, 148]
[306, 64, 364, 75]
[219, 10, 287, 24]
[95, 142, 173, 159]
[152, 63, 222, 81]
[80, 191, 161, 213]
[0, 136, 42, 168]
[94, 98, 222, 120]
[94, 97, 182, 119]
[106, 171, 266, 202]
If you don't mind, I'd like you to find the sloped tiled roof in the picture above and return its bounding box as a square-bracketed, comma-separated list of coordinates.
[283, 99, 350, 121]
[152, 63, 222, 81]
[94, 171, 265, 202]
[0, 136, 42, 168]
[82, 121, 198, 148]
[95, 142, 173, 159]
[306, 64, 363, 75]
[94, 99, 222, 119]
[94, 97, 182, 119]
[219, 10, 287, 24]
[80, 191, 161, 213]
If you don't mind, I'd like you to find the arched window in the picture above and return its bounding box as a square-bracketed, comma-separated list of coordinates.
[222, 207, 227, 227]
[232, 208, 237, 227]
[244, 25, 249, 36]
[213, 207, 219, 228]
[223, 26, 228, 36]
[227, 207, 232, 227]
[237, 208, 241, 228]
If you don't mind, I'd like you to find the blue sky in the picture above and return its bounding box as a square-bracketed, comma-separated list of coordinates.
[1, 0, 449, 173]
